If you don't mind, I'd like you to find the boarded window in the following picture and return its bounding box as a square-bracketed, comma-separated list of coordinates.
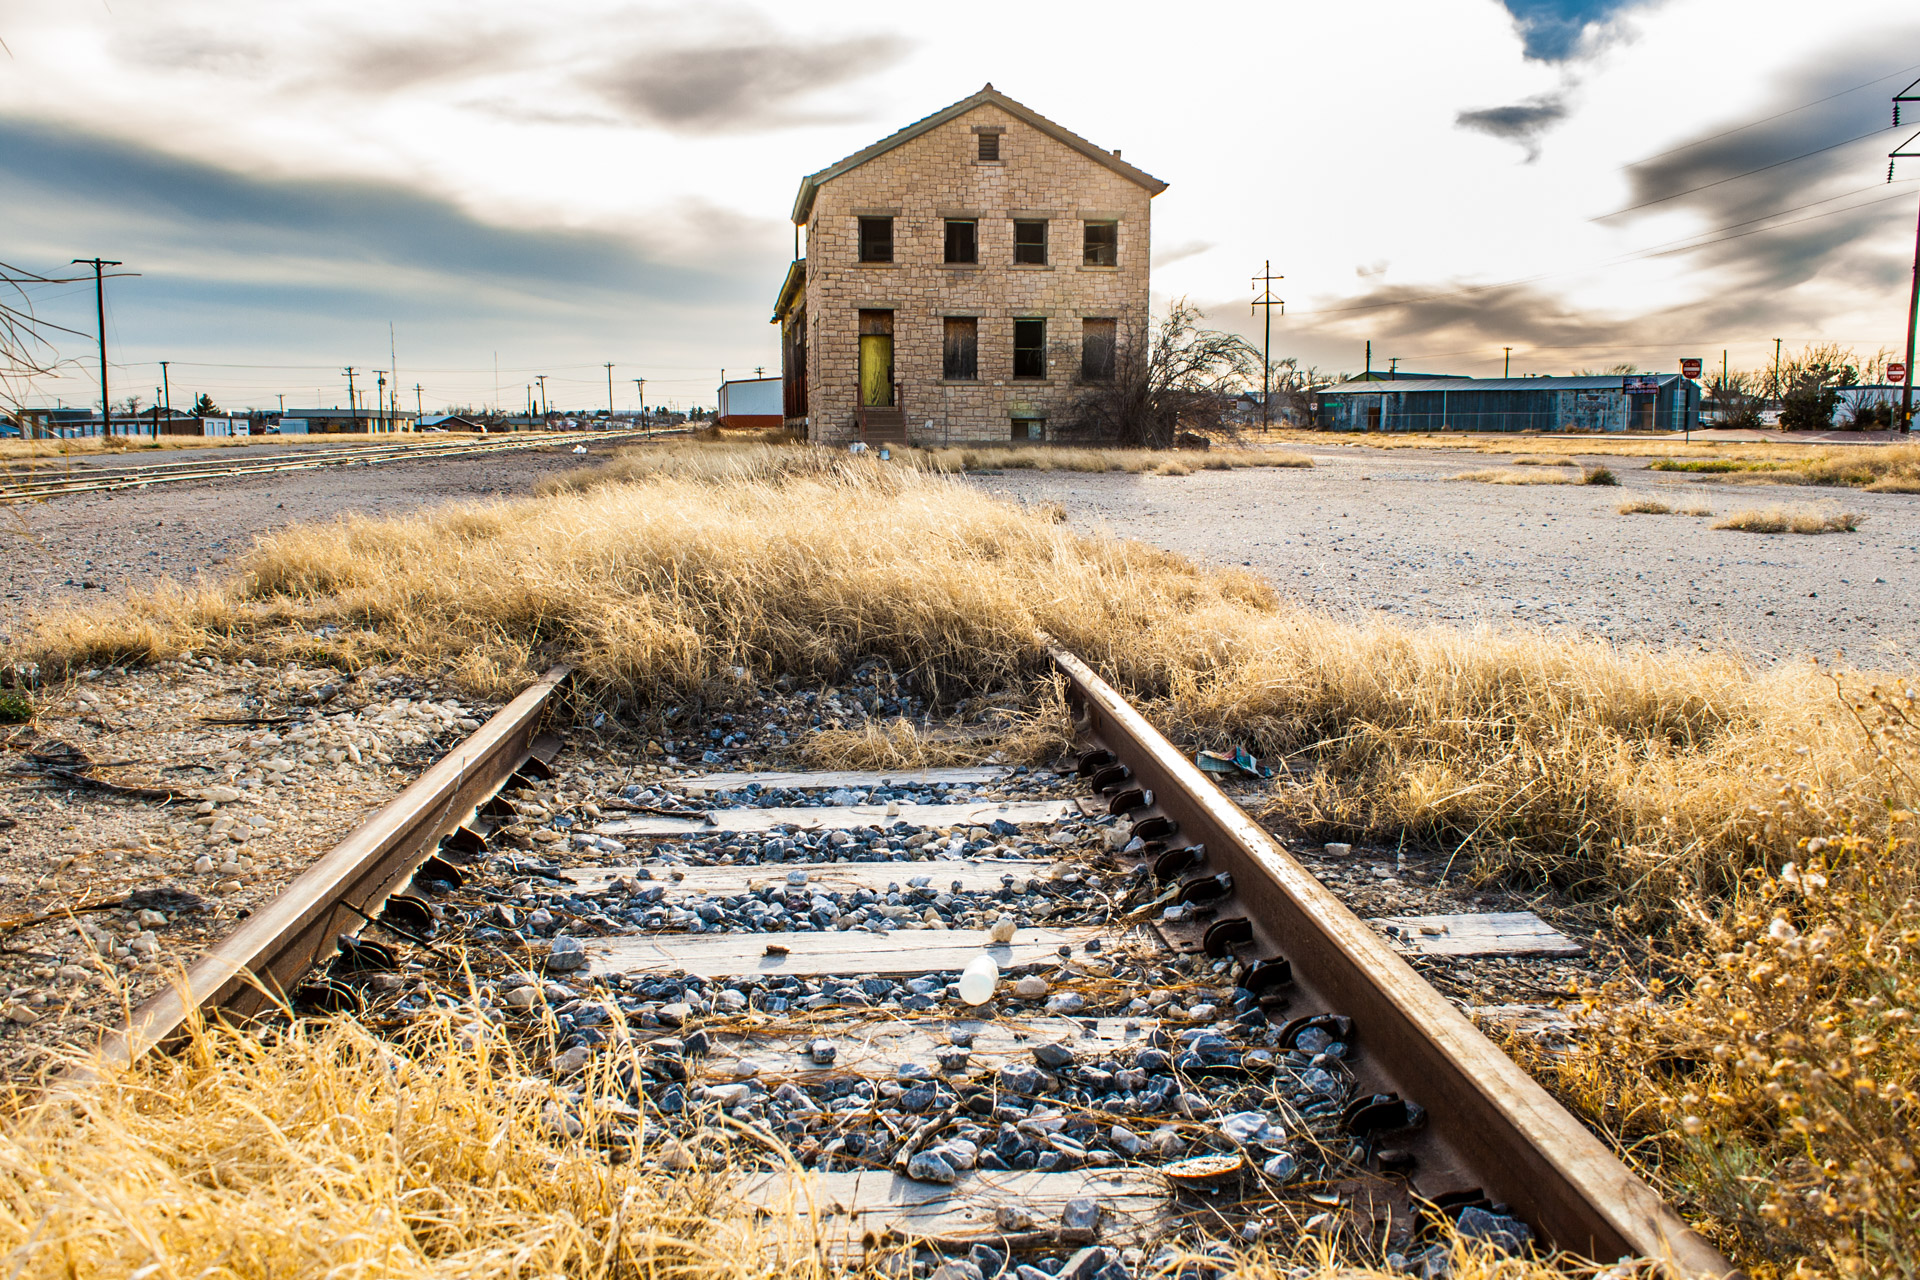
[858, 217, 893, 263]
[1011, 417, 1045, 441]
[1081, 318, 1117, 382]
[1083, 221, 1118, 266]
[943, 318, 978, 380]
[1013, 220, 1048, 265]
[1013, 318, 1046, 379]
[978, 132, 1000, 161]
[944, 220, 978, 264]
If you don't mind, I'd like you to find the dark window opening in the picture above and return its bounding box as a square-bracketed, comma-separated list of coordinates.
[978, 132, 1000, 162]
[1081, 318, 1117, 382]
[1013, 318, 1046, 379]
[858, 216, 893, 263]
[1083, 221, 1118, 266]
[1011, 417, 1045, 441]
[943, 318, 978, 380]
[944, 220, 978, 265]
[1013, 220, 1048, 265]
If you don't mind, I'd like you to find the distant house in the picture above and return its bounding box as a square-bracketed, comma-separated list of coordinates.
[716, 377, 784, 430]
[417, 413, 488, 432]
[1318, 374, 1699, 433]
[276, 408, 416, 434]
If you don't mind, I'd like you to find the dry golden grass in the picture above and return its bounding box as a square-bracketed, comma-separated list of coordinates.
[1648, 442, 1920, 492]
[0, 1006, 1582, 1280]
[1450, 466, 1616, 486]
[15, 451, 1920, 1274]
[1618, 499, 1716, 516]
[1528, 682, 1920, 1276]
[16, 453, 1895, 922]
[1711, 504, 1862, 534]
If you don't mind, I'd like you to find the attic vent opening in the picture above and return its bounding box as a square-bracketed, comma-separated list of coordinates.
[979, 132, 1000, 162]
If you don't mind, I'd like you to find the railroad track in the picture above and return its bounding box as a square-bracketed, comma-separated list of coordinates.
[0, 430, 663, 502]
[84, 651, 1734, 1278]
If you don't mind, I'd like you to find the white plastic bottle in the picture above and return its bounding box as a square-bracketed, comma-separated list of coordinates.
[957, 952, 999, 1005]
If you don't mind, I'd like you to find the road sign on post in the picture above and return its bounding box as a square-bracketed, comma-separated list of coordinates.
[1680, 358, 1702, 379]
[1890, 362, 1908, 385]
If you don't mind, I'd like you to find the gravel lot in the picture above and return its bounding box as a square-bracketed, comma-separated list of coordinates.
[0, 437, 628, 634]
[972, 443, 1920, 666]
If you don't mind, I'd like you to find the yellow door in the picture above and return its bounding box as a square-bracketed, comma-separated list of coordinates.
[860, 334, 893, 406]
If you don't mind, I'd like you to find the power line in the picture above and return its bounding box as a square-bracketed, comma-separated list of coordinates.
[1594, 125, 1896, 220]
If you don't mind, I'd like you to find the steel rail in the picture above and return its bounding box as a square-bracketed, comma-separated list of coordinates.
[1051, 646, 1735, 1277]
[87, 665, 571, 1075]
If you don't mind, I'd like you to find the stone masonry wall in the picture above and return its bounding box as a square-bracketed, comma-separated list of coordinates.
[804, 106, 1154, 445]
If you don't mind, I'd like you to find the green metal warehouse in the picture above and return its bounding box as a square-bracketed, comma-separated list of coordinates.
[1316, 374, 1700, 433]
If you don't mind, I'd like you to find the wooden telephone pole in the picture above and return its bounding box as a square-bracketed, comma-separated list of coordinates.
[1250, 262, 1285, 427]
[1891, 78, 1920, 434]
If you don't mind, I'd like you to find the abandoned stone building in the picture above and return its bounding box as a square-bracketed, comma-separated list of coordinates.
[773, 85, 1166, 445]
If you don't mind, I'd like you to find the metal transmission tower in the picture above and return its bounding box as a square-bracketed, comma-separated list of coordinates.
[1891, 77, 1920, 434]
[1250, 262, 1285, 428]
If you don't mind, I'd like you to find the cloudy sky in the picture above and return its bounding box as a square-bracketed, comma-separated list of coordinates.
[2, 0, 1916, 413]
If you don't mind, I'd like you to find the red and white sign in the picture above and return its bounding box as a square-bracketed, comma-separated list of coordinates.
[1890, 362, 1908, 386]
[1680, 357, 1702, 379]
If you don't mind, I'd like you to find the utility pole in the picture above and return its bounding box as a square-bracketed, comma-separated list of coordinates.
[1771, 338, 1783, 405]
[1364, 341, 1372, 378]
[535, 374, 548, 421]
[1250, 261, 1284, 427]
[343, 367, 357, 417]
[72, 257, 121, 438]
[389, 322, 399, 431]
[374, 371, 388, 433]
[605, 362, 616, 424]
[1388, 357, 1399, 381]
[414, 383, 423, 419]
[1503, 347, 1512, 378]
[159, 359, 171, 415]
[634, 378, 647, 437]
[277, 393, 284, 414]
[1889, 79, 1919, 433]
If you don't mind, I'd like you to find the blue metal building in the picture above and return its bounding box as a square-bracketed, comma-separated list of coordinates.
[1317, 374, 1700, 433]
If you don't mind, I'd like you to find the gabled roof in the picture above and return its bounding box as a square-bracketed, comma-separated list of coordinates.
[791, 84, 1167, 224]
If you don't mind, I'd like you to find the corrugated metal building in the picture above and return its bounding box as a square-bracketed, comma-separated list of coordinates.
[1318, 374, 1700, 433]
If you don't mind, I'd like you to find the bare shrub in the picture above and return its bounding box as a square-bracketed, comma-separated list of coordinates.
[1447, 468, 1574, 485]
[1061, 298, 1259, 447]
[1618, 498, 1674, 514]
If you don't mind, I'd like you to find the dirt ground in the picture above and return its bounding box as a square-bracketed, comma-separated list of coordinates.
[973, 442, 1920, 666]
[0, 437, 629, 635]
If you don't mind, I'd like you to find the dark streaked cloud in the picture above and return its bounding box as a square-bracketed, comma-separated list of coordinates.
[1456, 92, 1568, 160]
[324, 31, 522, 92]
[0, 114, 749, 303]
[595, 34, 910, 132]
[1498, 0, 1652, 60]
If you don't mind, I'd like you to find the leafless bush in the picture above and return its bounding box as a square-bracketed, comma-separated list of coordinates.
[1062, 299, 1258, 447]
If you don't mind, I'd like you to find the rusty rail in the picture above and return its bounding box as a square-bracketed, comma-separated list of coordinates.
[1051, 647, 1734, 1277]
[90, 665, 571, 1073]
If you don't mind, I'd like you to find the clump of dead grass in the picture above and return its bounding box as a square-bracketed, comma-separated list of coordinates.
[1533, 680, 1920, 1274]
[1618, 498, 1715, 516]
[1453, 465, 1617, 486]
[1711, 504, 1861, 534]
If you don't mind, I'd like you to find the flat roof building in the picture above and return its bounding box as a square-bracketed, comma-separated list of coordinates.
[1318, 374, 1700, 434]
